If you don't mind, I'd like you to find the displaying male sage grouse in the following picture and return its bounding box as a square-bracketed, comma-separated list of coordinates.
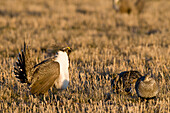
[112, 70, 142, 95]
[135, 74, 159, 99]
[14, 42, 72, 95]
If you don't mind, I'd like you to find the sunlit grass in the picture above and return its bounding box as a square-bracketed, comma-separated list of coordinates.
[0, 0, 169, 112]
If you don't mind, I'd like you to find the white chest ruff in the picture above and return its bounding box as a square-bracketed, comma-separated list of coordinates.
[54, 51, 69, 89]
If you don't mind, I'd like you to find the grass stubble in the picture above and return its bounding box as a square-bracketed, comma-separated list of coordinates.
[0, 0, 169, 112]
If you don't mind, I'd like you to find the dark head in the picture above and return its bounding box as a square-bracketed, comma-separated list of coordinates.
[60, 47, 72, 56]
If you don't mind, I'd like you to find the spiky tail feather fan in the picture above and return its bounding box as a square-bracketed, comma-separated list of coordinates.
[14, 42, 35, 84]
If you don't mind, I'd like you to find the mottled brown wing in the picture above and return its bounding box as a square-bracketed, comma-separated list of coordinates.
[30, 60, 60, 95]
[118, 71, 142, 92]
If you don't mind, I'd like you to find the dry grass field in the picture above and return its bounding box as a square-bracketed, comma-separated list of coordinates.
[0, 0, 169, 112]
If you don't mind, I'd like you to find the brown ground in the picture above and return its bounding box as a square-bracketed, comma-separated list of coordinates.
[0, 0, 169, 112]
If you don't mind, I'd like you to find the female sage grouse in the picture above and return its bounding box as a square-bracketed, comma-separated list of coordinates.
[112, 70, 142, 94]
[135, 74, 159, 99]
[14, 42, 72, 95]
